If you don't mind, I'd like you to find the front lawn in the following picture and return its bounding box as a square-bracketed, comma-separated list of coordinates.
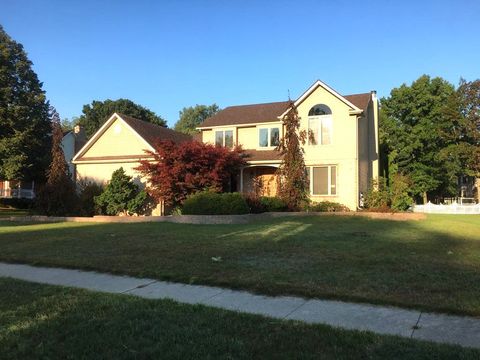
[0, 208, 28, 217]
[0, 215, 479, 315]
[1, 278, 478, 359]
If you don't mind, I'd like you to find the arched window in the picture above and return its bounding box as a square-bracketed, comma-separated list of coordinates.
[308, 104, 332, 116]
[308, 104, 332, 145]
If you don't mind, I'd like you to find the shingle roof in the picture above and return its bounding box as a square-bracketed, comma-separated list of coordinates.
[118, 113, 191, 147]
[243, 149, 283, 162]
[199, 92, 372, 128]
[344, 93, 372, 111]
[200, 101, 290, 128]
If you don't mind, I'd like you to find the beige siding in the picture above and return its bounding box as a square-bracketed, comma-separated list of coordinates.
[296, 86, 359, 210]
[237, 126, 258, 148]
[82, 118, 151, 158]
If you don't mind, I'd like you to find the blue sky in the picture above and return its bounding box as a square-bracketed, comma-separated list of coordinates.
[1, 0, 479, 127]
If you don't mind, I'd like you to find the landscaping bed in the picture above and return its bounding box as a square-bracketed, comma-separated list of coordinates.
[0, 214, 478, 316]
[1, 278, 478, 359]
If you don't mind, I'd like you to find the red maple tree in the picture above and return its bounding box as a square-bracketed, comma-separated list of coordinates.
[136, 140, 246, 206]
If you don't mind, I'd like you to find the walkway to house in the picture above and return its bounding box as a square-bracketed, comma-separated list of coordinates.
[1, 262, 479, 349]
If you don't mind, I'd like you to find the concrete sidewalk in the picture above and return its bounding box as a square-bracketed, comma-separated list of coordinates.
[1, 262, 479, 349]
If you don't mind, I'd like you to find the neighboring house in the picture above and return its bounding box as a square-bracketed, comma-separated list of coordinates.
[456, 175, 480, 203]
[197, 80, 379, 210]
[0, 180, 35, 199]
[71, 112, 191, 215]
[61, 125, 87, 180]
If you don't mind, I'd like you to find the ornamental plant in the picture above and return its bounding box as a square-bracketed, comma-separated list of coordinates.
[136, 140, 246, 206]
[35, 107, 78, 216]
[94, 167, 147, 215]
[276, 100, 309, 210]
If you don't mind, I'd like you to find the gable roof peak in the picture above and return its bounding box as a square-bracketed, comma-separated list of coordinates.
[72, 112, 191, 162]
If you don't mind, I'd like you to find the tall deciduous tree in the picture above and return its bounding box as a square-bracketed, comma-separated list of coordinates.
[35, 107, 77, 215]
[276, 100, 309, 210]
[136, 140, 246, 206]
[78, 99, 167, 138]
[0, 25, 51, 182]
[174, 104, 220, 135]
[380, 75, 457, 203]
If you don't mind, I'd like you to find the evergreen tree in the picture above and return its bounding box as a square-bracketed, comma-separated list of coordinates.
[35, 107, 77, 215]
[94, 168, 147, 215]
[276, 100, 309, 210]
[0, 25, 51, 181]
[78, 99, 167, 138]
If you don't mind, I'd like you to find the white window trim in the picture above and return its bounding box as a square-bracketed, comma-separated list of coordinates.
[307, 165, 337, 196]
[257, 126, 281, 150]
[307, 115, 333, 146]
[215, 129, 235, 147]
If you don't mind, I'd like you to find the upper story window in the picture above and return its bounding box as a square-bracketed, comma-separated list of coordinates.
[308, 104, 332, 145]
[215, 130, 234, 148]
[258, 127, 280, 148]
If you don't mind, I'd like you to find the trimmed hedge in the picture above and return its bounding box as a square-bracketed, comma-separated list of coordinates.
[182, 192, 249, 215]
[259, 196, 289, 212]
[307, 201, 349, 212]
[243, 195, 289, 213]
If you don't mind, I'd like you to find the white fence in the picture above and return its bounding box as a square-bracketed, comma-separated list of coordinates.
[0, 188, 35, 199]
[414, 202, 480, 214]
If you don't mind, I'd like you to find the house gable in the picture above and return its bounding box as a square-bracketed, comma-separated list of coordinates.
[73, 114, 155, 163]
[284, 80, 363, 118]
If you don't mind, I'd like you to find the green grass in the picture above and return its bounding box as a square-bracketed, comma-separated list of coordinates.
[0, 214, 479, 315]
[0, 208, 28, 217]
[1, 278, 478, 359]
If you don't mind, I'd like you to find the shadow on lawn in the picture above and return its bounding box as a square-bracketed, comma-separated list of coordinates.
[0, 216, 479, 315]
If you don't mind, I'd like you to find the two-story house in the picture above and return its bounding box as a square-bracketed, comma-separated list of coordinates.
[197, 80, 379, 210]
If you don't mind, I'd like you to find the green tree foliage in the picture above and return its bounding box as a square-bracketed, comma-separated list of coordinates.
[77, 179, 103, 216]
[35, 108, 78, 216]
[94, 168, 148, 215]
[380, 75, 459, 203]
[365, 175, 413, 212]
[60, 117, 79, 132]
[276, 100, 309, 210]
[174, 104, 220, 135]
[78, 99, 167, 138]
[0, 25, 51, 182]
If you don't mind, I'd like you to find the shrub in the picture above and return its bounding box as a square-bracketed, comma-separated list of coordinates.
[364, 176, 413, 212]
[77, 180, 103, 216]
[182, 191, 249, 215]
[390, 174, 413, 211]
[259, 196, 289, 212]
[94, 168, 148, 215]
[242, 195, 289, 213]
[308, 201, 349, 212]
[243, 193, 266, 214]
[365, 177, 390, 209]
[0, 198, 33, 210]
